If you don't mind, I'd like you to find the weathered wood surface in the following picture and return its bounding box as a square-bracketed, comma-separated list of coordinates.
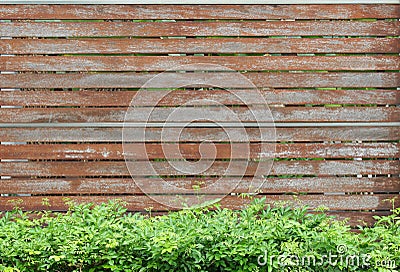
[1, 73, 399, 88]
[1, 127, 398, 142]
[2, 21, 399, 37]
[325, 212, 394, 227]
[1, 90, 399, 106]
[2, 56, 399, 71]
[0, 4, 398, 225]
[1, 107, 398, 123]
[0, 195, 398, 212]
[2, 160, 398, 177]
[1, 177, 398, 194]
[2, 143, 398, 160]
[1, 5, 398, 19]
[2, 38, 398, 54]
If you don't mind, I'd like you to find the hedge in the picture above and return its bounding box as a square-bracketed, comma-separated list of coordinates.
[0, 198, 398, 272]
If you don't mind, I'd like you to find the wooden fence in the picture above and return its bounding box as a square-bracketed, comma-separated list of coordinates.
[0, 4, 399, 225]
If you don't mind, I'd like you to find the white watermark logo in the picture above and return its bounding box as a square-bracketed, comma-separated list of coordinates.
[122, 64, 276, 209]
[257, 244, 397, 269]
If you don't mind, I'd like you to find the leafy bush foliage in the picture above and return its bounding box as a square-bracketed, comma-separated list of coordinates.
[0, 198, 398, 272]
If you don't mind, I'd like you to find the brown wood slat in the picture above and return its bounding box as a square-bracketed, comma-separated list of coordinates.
[1, 89, 399, 106]
[1, 5, 398, 20]
[1, 107, 397, 123]
[2, 21, 398, 37]
[1, 73, 398, 88]
[0, 207, 389, 227]
[1, 38, 398, 55]
[1, 177, 398, 194]
[1, 127, 397, 142]
[320, 211, 394, 227]
[3, 56, 399, 71]
[0, 194, 398, 212]
[1, 160, 398, 177]
[1, 143, 398, 160]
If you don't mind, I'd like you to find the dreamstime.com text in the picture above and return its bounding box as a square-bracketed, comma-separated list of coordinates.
[257, 245, 397, 269]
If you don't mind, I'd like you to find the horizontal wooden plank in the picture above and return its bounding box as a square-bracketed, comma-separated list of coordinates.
[323, 211, 393, 227]
[0, 206, 390, 227]
[1, 160, 398, 177]
[1, 143, 398, 160]
[1, 5, 398, 19]
[1, 177, 397, 194]
[0, 194, 398, 212]
[1, 89, 398, 106]
[1, 127, 397, 142]
[2, 56, 399, 72]
[1, 72, 398, 88]
[2, 21, 398, 37]
[1, 107, 397, 123]
[1, 38, 398, 54]
[0, 1, 399, 5]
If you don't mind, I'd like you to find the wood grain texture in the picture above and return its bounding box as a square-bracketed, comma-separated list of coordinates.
[1, 38, 398, 54]
[2, 21, 398, 37]
[1, 5, 398, 19]
[1, 89, 398, 106]
[1, 160, 398, 177]
[1, 72, 398, 88]
[3, 56, 399, 71]
[0, 194, 398, 211]
[1, 127, 398, 142]
[2, 143, 398, 160]
[0, 4, 398, 223]
[1, 107, 397, 123]
[0, 177, 398, 194]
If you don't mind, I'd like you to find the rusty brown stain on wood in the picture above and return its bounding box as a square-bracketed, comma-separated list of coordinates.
[1, 143, 398, 160]
[2, 56, 399, 71]
[1, 107, 398, 123]
[1, 90, 399, 106]
[1, 72, 398, 88]
[0, 4, 398, 221]
[0, 127, 398, 142]
[0, 194, 398, 212]
[0, 5, 398, 20]
[1, 160, 398, 177]
[2, 21, 399, 37]
[0, 177, 398, 195]
[323, 211, 393, 227]
[1, 38, 398, 54]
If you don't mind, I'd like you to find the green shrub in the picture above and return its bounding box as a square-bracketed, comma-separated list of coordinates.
[0, 198, 398, 272]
